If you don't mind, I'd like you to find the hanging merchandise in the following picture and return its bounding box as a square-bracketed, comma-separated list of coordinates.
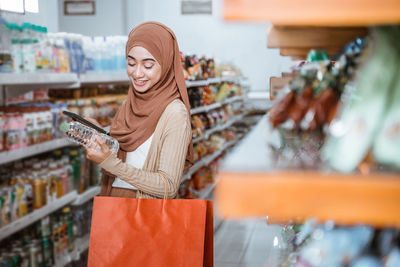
[372, 63, 400, 168]
[266, 43, 365, 169]
[322, 27, 400, 173]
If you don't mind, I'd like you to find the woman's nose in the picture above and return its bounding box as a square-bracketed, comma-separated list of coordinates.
[135, 66, 144, 78]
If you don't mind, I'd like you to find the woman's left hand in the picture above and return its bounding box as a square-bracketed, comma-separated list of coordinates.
[86, 136, 112, 164]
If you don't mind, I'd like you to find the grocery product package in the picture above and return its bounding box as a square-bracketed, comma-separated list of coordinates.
[88, 197, 213, 267]
[372, 72, 400, 167]
[322, 27, 400, 173]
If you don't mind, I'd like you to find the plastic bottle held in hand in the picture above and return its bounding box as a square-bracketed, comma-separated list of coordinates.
[59, 121, 119, 152]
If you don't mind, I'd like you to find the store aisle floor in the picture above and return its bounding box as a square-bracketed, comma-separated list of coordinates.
[214, 218, 289, 267]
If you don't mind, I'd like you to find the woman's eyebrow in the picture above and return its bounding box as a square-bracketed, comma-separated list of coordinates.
[127, 55, 155, 62]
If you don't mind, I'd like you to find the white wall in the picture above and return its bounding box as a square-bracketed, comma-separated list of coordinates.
[126, 0, 294, 91]
[1, 0, 294, 92]
[0, 0, 59, 32]
[58, 0, 126, 36]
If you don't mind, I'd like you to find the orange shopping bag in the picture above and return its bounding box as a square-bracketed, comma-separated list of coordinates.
[88, 197, 213, 267]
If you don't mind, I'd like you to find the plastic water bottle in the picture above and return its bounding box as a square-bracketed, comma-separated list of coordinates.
[9, 23, 23, 73]
[60, 121, 119, 153]
[0, 18, 13, 73]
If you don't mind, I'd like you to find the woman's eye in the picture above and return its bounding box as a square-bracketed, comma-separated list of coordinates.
[144, 65, 153, 69]
[128, 63, 135, 67]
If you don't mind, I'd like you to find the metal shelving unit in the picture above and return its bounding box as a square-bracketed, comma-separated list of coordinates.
[0, 186, 101, 242]
[191, 95, 244, 115]
[193, 112, 246, 144]
[0, 191, 78, 241]
[186, 77, 241, 88]
[199, 177, 221, 199]
[0, 72, 248, 243]
[0, 73, 79, 86]
[56, 234, 90, 267]
[79, 72, 129, 85]
[71, 186, 101, 206]
[0, 73, 240, 87]
[0, 138, 75, 165]
[183, 137, 241, 181]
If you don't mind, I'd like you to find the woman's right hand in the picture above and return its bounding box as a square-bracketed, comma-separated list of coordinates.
[84, 117, 102, 128]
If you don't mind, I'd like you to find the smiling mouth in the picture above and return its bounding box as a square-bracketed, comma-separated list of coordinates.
[133, 79, 148, 86]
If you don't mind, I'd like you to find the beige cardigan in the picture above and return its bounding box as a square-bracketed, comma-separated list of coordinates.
[99, 99, 192, 199]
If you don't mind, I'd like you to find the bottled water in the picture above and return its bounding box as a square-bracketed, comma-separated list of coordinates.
[0, 18, 13, 72]
[60, 121, 119, 153]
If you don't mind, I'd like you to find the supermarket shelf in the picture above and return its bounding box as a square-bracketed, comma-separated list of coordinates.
[0, 138, 76, 165]
[191, 95, 245, 115]
[267, 26, 368, 59]
[183, 137, 240, 181]
[0, 73, 78, 86]
[199, 177, 221, 199]
[191, 102, 222, 115]
[280, 47, 341, 58]
[0, 191, 78, 241]
[223, 0, 400, 26]
[56, 234, 90, 267]
[55, 254, 71, 267]
[0, 74, 241, 90]
[222, 95, 244, 105]
[186, 77, 241, 88]
[216, 171, 400, 227]
[72, 234, 90, 261]
[186, 80, 210, 87]
[71, 186, 101, 206]
[267, 26, 368, 49]
[79, 72, 129, 84]
[193, 112, 246, 144]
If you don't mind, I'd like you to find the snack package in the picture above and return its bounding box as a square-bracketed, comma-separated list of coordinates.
[269, 90, 296, 128]
[287, 87, 314, 129]
[322, 28, 400, 173]
[372, 73, 400, 167]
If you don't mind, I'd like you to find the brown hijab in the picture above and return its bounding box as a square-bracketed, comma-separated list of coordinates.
[110, 21, 193, 170]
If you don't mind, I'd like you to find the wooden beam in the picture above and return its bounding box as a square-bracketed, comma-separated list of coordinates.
[268, 26, 368, 48]
[223, 0, 400, 26]
[280, 47, 341, 57]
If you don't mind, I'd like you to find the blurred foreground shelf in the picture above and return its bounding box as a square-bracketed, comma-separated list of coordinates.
[223, 0, 400, 26]
[267, 26, 368, 59]
[216, 171, 400, 227]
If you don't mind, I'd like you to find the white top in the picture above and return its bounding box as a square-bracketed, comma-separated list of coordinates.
[112, 133, 154, 190]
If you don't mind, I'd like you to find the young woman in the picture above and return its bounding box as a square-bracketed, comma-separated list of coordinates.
[86, 22, 193, 199]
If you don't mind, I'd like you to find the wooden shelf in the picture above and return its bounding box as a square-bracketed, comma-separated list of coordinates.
[279, 47, 341, 57]
[268, 26, 368, 48]
[223, 0, 400, 26]
[215, 171, 400, 227]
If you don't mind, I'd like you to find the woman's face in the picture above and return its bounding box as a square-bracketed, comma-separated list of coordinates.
[127, 46, 162, 93]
